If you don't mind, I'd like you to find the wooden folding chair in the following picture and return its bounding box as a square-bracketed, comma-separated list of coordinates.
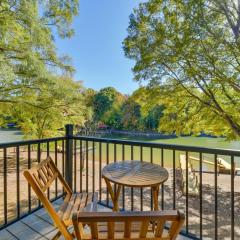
[72, 210, 185, 240]
[23, 156, 98, 240]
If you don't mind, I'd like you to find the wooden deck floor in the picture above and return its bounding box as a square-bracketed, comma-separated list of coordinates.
[0, 199, 189, 240]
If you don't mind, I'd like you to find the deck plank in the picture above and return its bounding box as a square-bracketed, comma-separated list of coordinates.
[0, 229, 16, 240]
[7, 221, 43, 240]
[21, 214, 55, 236]
[0, 200, 63, 240]
[32, 210, 54, 226]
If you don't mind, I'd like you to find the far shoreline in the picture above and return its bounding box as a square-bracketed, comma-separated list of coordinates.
[0, 128, 239, 151]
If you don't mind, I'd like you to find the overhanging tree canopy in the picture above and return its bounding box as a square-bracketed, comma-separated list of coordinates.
[0, 0, 79, 105]
[124, 0, 240, 139]
[0, 0, 94, 138]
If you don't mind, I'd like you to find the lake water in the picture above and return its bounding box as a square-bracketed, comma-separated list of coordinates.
[0, 129, 239, 169]
[98, 133, 240, 150]
[0, 129, 240, 150]
[0, 129, 23, 143]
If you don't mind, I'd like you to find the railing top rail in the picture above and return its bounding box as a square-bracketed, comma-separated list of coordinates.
[0, 133, 239, 156]
[0, 136, 66, 148]
[72, 135, 240, 156]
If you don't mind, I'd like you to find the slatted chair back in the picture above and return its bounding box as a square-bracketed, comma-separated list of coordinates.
[23, 156, 74, 239]
[24, 156, 72, 196]
[72, 210, 185, 240]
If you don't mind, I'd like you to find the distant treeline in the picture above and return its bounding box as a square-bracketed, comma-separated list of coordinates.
[84, 87, 165, 132]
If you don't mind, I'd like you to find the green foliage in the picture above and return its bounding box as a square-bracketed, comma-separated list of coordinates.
[124, 0, 240, 139]
[92, 87, 125, 123]
[89, 86, 165, 132]
[0, 0, 94, 139]
[0, 0, 78, 88]
[9, 77, 90, 139]
[121, 100, 142, 130]
[130, 87, 165, 131]
[144, 105, 165, 130]
[92, 87, 117, 121]
[84, 88, 97, 107]
[104, 108, 123, 129]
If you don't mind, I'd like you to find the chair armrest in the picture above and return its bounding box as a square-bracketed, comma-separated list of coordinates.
[73, 210, 184, 223]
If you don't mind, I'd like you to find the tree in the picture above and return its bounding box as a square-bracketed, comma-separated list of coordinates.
[0, 1, 88, 138]
[92, 87, 125, 123]
[10, 76, 90, 139]
[130, 87, 165, 131]
[80, 88, 96, 131]
[102, 91, 126, 129]
[144, 105, 164, 131]
[121, 100, 142, 130]
[84, 88, 96, 107]
[0, 0, 78, 106]
[104, 108, 123, 129]
[124, 0, 240, 139]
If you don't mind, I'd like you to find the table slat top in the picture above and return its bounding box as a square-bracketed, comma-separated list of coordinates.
[102, 161, 169, 187]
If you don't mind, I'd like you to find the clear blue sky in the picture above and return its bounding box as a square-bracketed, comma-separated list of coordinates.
[54, 0, 142, 94]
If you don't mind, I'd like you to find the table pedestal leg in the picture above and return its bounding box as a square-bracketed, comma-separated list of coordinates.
[104, 178, 122, 211]
[152, 185, 160, 211]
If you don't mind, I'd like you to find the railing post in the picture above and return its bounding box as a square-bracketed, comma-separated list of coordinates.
[65, 124, 73, 189]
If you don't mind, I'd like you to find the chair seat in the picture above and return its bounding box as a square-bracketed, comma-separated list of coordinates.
[58, 192, 98, 226]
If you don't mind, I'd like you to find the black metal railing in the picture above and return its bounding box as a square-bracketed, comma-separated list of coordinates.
[0, 136, 66, 229]
[0, 124, 239, 240]
[71, 135, 240, 240]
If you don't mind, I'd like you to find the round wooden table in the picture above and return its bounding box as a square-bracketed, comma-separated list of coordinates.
[102, 160, 169, 211]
